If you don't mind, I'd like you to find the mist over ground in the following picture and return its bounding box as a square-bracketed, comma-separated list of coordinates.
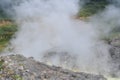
[1, 0, 120, 77]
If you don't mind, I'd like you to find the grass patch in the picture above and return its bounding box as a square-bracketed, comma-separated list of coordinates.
[0, 21, 17, 52]
[0, 7, 17, 52]
[0, 40, 9, 51]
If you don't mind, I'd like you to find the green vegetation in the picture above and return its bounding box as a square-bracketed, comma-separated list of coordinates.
[0, 23, 17, 51]
[78, 0, 109, 17]
[0, 7, 17, 52]
[0, 24, 17, 41]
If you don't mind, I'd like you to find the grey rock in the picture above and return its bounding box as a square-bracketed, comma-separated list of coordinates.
[0, 54, 107, 80]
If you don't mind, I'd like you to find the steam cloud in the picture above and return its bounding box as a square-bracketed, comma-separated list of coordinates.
[1, 0, 120, 77]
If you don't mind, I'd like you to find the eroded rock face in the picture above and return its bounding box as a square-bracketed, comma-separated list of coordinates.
[0, 54, 107, 80]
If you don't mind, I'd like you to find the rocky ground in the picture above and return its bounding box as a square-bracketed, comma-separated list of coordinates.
[108, 37, 120, 77]
[0, 54, 107, 80]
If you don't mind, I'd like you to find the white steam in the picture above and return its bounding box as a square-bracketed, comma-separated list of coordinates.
[2, 0, 120, 77]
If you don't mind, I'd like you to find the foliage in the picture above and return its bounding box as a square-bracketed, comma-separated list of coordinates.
[0, 24, 17, 41]
[78, 0, 109, 17]
[0, 23, 17, 52]
[0, 40, 8, 51]
[0, 4, 17, 51]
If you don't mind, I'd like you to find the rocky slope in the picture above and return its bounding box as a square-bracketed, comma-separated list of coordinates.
[108, 37, 120, 77]
[0, 54, 107, 80]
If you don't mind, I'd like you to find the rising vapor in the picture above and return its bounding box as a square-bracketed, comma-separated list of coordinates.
[1, 0, 120, 77]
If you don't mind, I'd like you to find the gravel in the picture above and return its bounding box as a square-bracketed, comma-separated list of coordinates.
[0, 54, 107, 80]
